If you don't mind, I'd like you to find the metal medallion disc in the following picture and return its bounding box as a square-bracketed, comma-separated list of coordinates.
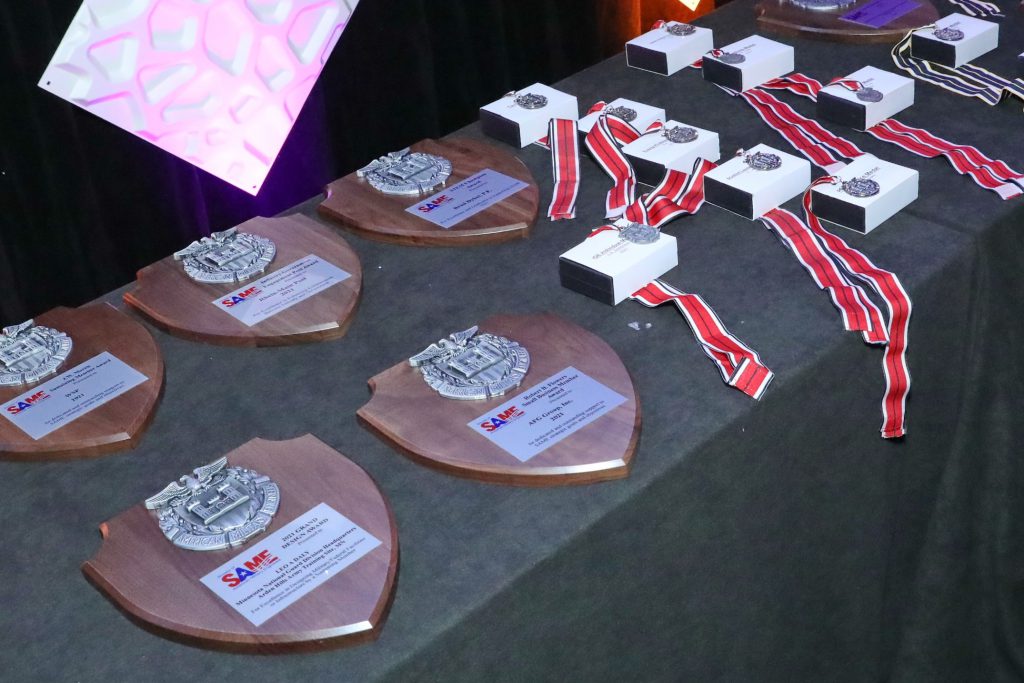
[0, 320, 73, 387]
[144, 457, 280, 552]
[718, 51, 746, 65]
[619, 222, 661, 244]
[933, 27, 964, 42]
[855, 87, 884, 103]
[409, 326, 530, 400]
[514, 92, 548, 109]
[788, 0, 856, 10]
[841, 177, 881, 197]
[173, 228, 276, 284]
[357, 147, 454, 196]
[665, 22, 696, 36]
[663, 125, 698, 144]
[744, 151, 783, 171]
[605, 105, 638, 122]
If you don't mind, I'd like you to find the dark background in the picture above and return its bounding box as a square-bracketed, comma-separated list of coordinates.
[0, 0, 712, 323]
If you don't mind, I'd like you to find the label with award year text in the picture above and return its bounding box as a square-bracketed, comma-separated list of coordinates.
[1, 352, 147, 440]
[212, 254, 351, 327]
[468, 366, 627, 462]
[407, 169, 528, 228]
[200, 502, 382, 627]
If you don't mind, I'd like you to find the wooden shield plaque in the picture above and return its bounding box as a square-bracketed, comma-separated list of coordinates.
[359, 314, 641, 486]
[82, 435, 399, 653]
[755, 0, 938, 43]
[124, 214, 362, 347]
[318, 138, 539, 247]
[0, 303, 163, 460]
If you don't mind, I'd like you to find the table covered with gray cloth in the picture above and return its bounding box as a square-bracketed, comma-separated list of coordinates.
[3, 1, 1023, 680]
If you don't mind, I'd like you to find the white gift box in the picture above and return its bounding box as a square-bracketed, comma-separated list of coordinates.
[479, 83, 579, 148]
[577, 97, 666, 147]
[626, 22, 714, 76]
[818, 66, 915, 131]
[701, 35, 794, 92]
[910, 13, 998, 68]
[810, 155, 919, 234]
[703, 144, 811, 220]
[559, 228, 678, 305]
[621, 121, 721, 186]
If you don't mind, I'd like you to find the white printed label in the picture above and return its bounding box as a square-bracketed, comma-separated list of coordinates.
[407, 169, 528, 228]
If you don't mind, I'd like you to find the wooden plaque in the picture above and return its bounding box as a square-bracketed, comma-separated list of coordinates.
[124, 214, 362, 346]
[755, 0, 938, 43]
[318, 138, 539, 247]
[359, 314, 641, 486]
[83, 435, 399, 653]
[0, 303, 163, 461]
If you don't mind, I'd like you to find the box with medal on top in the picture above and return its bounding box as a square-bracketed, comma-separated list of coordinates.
[621, 120, 721, 186]
[703, 144, 811, 219]
[124, 214, 362, 346]
[577, 97, 666, 147]
[82, 435, 398, 652]
[626, 20, 714, 76]
[817, 66, 914, 131]
[319, 138, 540, 247]
[911, 13, 998, 68]
[701, 34, 794, 92]
[0, 304, 163, 460]
[479, 83, 579, 147]
[358, 315, 641, 486]
[810, 154, 919, 234]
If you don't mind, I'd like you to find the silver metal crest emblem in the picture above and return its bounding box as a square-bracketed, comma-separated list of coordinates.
[856, 87, 884, 103]
[717, 51, 746, 65]
[663, 125, 698, 144]
[0, 320, 72, 387]
[788, 0, 856, 10]
[619, 222, 661, 244]
[840, 177, 881, 197]
[605, 105, 638, 122]
[933, 26, 964, 41]
[144, 457, 280, 552]
[409, 326, 530, 400]
[357, 148, 453, 196]
[665, 22, 696, 36]
[744, 151, 783, 171]
[174, 228, 276, 284]
[509, 91, 548, 109]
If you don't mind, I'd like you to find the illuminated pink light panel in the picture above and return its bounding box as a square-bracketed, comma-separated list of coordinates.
[39, 0, 358, 195]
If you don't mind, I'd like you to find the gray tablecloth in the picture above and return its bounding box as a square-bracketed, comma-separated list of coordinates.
[3, 1, 1023, 680]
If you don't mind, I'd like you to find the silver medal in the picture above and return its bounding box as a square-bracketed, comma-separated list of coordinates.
[145, 457, 280, 552]
[841, 177, 881, 197]
[717, 51, 746, 65]
[0, 320, 72, 387]
[788, 0, 856, 10]
[856, 87, 884, 103]
[174, 228, 276, 284]
[605, 105, 638, 122]
[663, 125, 698, 144]
[933, 27, 964, 41]
[409, 326, 530, 400]
[512, 92, 548, 109]
[619, 222, 661, 244]
[665, 22, 696, 36]
[357, 148, 453, 196]
[744, 151, 783, 171]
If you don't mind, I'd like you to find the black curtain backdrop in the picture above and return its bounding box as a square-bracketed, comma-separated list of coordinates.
[0, 0, 649, 324]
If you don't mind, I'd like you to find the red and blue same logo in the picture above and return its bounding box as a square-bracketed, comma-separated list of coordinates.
[418, 194, 454, 213]
[220, 549, 280, 588]
[479, 406, 525, 433]
[221, 286, 261, 307]
[6, 390, 50, 414]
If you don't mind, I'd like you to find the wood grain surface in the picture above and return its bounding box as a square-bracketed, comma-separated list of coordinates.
[0, 303, 163, 460]
[755, 0, 938, 43]
[82, 435, 399, 653]
[124, 214, 362, 347]
[358, 313, 641, 486]
[318, 138, 538, 247]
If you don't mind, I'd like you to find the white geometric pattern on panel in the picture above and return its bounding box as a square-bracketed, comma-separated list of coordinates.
[39, 0, 358, 195]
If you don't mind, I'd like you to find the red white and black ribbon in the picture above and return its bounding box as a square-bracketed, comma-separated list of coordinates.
[623, 158, 715, 226]
[546, 118, 581, 220]
[585, 112, 644, 218]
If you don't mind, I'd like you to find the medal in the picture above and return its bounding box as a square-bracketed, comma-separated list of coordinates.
[788, 0, 856, 9]
[145, 457, 280, 551]
[840, 176, 881, 197]
[743, 151, 783, 171]
[357, 147, 453, 196]
[409, 326, 530, 400]
[508, 91, 548, 109]
[0, 320, 73, 387]
[855, 87, 884, 103]
[717, 51, 745, 65]
[619, 222, 660, 244]
[605, 105, 638, 122]
[665, 22, 696, 36]
[933, 26, 964, 42]
[662, 125, 698, 144]
[173, 228, 276, 284]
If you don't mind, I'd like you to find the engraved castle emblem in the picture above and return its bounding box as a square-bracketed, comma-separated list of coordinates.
[0, 320, 73, 387]
[357, 148, 453, 196]
[409, 326, 530, 400]
[145, 457, 280, 551]
[174, 228, 276, 284]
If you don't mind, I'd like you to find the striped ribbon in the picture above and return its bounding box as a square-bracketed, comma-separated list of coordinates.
[546, 118, 580, 220]
[947, 0, 1003, 17]
[585, 112, 646, 218]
